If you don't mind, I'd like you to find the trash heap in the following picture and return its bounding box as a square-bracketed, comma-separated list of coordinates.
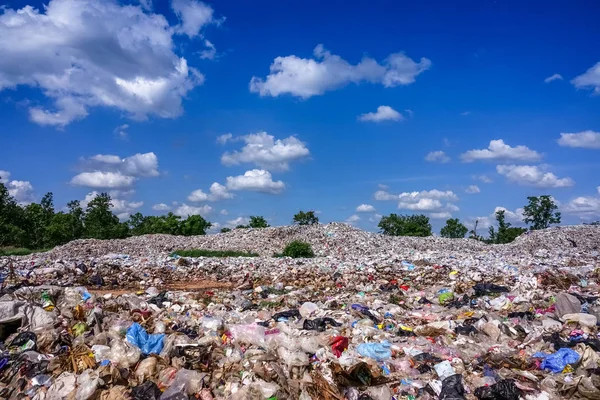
[0, 223, 599, 399]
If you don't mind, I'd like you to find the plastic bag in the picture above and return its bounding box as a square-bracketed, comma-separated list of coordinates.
[158, 367, 178, 389]
[132, 381, 163, 400]
[135, 357, 158, 382]
[534, 348, 581, 373]
[229, 324, 266, 347]
[555, 293, 581, 317]
[474, 379, 521, 400]
[473, 283, 509, 296]
[91, 344, 111, 363]
[331, 336, 349, 357]
[299, 302, 319, 318]
[303, 317, 342, 332]
[357, 341, 392, 361]
[76, 370, 101, 400]
[160, 369, 206, 399]
[434, 360, 456, 381]
[439, 374, 466, 400]
[46, 372, 77, 399]
[561, 313, 597, 328]
[109, 338, 141, 368]
[126, 322, 165, 355]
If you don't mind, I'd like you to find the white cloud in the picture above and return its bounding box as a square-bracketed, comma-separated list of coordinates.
[187, 182, 233, 202]
[81, 190, 142, 218]
[0, 170, 11, 183]
[138, 0, 153, 11]
[358, 106, 403, 122]
[7, 180, 35, 204]
[399, 189, 459, 202]
[220, 209, 228, 215]
[558, 131, 600, 149]
[72, 152, 159, 189]
[114, 124, 129, 140]
[172, 0, 219, 38]
[225, 216, 249, 228]
[398, 198, 442, 211]
[174, 203, 213, 217]
[465, 185, 480, 194]
[430, 212, 452, 219]
[564, 197, 600, 219]
[225, 169, 285, 194]
[188, 189, 208, 202]
[470, 206, 525, 230]
[374, 190, 397, 201]
[0, 0, 214, 127]
[152, 203, 171, 211]
[199, 39, 216, 60]
[544, 74, 563, 83]
[356, 204, 376, 213]
[461, 139, 542, 163]
[216, 133, 233, 145]
[250, 44, 431, 98]
[378, 184, 389, 190]
[473, 175, 493, 184]
[71, 171, 135, 189]
[496, 164, 575, 188]
[221, 132, 309, 171]
[345, 214, 360, 224]
[425, 151, 450, 163]
[368, 213, 383, 223]
[572, 62, 600, 94]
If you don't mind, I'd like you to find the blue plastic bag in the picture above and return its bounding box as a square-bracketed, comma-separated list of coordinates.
[126, 322, 165, 355]
[357, 341, 392, 361]
[533, 348, 580, 373]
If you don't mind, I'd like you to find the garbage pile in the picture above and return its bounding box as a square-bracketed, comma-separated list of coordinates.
[0, 223, 599, 399]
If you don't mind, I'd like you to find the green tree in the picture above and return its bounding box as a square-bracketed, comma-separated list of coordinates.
[180, 214, 211, 236]
[46, 212, 78, 246]
[378, 214, 432, 237]
[0, 180, 26, 247]
[249, 215, 269, 228]
[281, 240, 314, 258]
[236, 224, 249, 229]
[67, 200, 85, 239]
[83, 193, 123, 239]
[523, 195, 561, 230]
[23, 203, 47, 249]
[220, 227, 232, 233]
[488, 210, 526, 244]
[440, 218, 468, 238]
[293, 210, 319, 225]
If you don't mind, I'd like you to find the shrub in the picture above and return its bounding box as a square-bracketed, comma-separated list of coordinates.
[378, 214, 432, 237]
[281, 240, 314, 258]
[293, 211, 319, 225]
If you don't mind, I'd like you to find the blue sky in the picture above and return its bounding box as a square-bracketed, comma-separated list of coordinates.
[1, 0, 600, 233]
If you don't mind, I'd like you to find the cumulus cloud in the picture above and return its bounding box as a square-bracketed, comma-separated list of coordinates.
[430, 212, 452, 219]
[473, 175, 493, 184]
[225, 216, 249, 228]
[81, 190, 142, 220]
[220, 209, 228, 215]
[221, 132, 309, 171]
[345, 214, 360, 224]
[152, 203, 171, 211]
[114, 124, 129, 140]
[172, 0, 220, 38]
[358, 106, 402, 122]
[225, 169, 285, 194]
[216, 133, 233, 145]
[376, 188, 459, 217]
[0, 0, 218, 126]
[461, 139, 541, 163]
[425, 151, 450, 163]
[7, 180, 35, 204]
[0, 170, 11, 183]
[71, 171, 135, 189]
[174, 203, 213, 217]
[558, 131, 600, 149]
[544, 74, 563, 83]
[465, 185, 480, 194]
[471, 206, 525, 229]
[72, 152, 159, 189]
[187, 182, 233, 202]
[199, 39, 217, 60]
[356, 204, 376, 213]
[250, 44, 431, 98]
[496, 164, 575, 188]
[572, 62, 600, 94]
[563, 187, 600, 219]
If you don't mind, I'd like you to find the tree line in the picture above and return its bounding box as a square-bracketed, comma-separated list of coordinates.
[378, 195, 561, 244]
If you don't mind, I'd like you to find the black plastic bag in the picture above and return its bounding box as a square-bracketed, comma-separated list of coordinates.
[148, 291, 168, 308]
[303, 317, 342, 332]
[473, 283, 509, 296]
[439, 374, 466, 400]
[7, 332, 37, 352]
[507, 311, 534, 320]
[474, 379, 521, 400]
[455, 325, 478, 335]
[272, 309, 301, 321]
[132, 381, 163, 400]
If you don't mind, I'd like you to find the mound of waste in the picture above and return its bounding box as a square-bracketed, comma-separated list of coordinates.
[0, 223, 599, 399]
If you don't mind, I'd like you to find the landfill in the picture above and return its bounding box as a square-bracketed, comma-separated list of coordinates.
[0, 222, 599, 399]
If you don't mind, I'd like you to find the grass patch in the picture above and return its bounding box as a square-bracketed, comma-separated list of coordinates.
[0, 247, 52, 256]
[172, 249, 259, 258]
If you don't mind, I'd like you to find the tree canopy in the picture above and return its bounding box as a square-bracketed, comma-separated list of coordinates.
[378, 214, 432, 237]
[440, 218, 468, 238]
[523, 195, 561, 230]
[293, 210, 319, 225]
[249, 216, 269, 228]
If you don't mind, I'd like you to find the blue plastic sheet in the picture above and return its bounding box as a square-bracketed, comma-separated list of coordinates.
[126, 323, 165, 355]
[533, 348, 580, 373]
[357, 341, 392, 361]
